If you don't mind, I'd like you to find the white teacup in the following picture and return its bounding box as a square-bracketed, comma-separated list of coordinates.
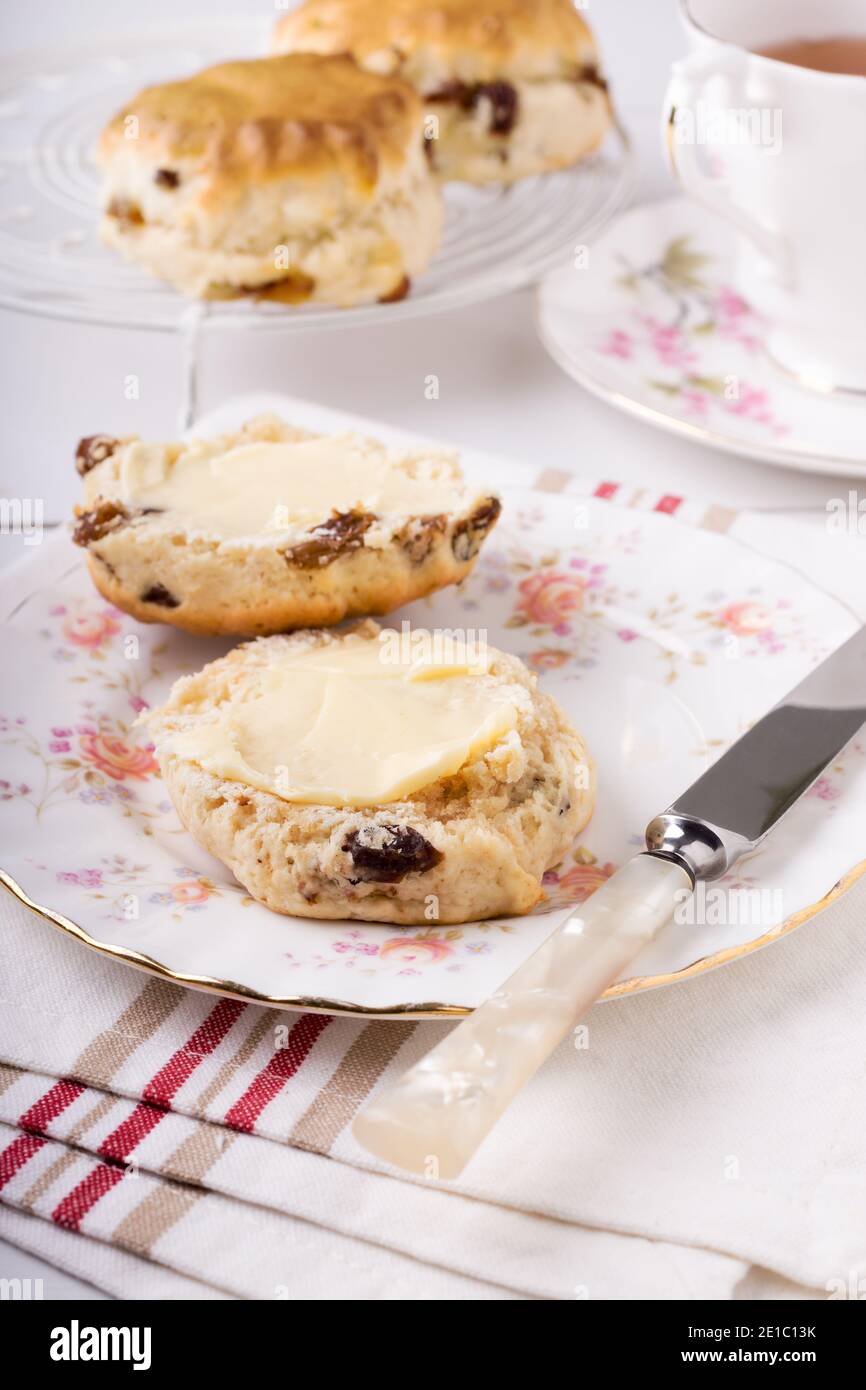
[664, 0, 866, 393]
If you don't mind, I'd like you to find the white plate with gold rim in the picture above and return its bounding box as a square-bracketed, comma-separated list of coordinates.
[2, 398, 865, 1018]
[537, 197, 866, 475]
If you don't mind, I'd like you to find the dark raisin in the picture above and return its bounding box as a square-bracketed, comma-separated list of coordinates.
[396, 514, 447, 565]
[379, 274, 411, 304]
[154, 168, 180, 189]
[426, 80, 518, 134]
[106, 198, 144, 226]
[451, 496, 501, 563]
[141, 583, 180, 608]
[283, 510, 375, 568]
[579, 63, 609, 93]
[475, 81, 519, 135]
[343, 825, 443, 884]
[76, 435, 120, 477]
[72, 502, 129, 546]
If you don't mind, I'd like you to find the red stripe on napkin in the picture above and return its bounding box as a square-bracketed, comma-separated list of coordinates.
[0, 1132, 45, 1189]
[96, 999, 247, 1162]
[142, 998, 245, 1108]
[655, 494, 683, 515]
[225, 1014, 330, 1134]
[593, 482, 619, 500]
[97, 1103, 166, 1162]
[52, 1161, 124, 1231]
[18, 1079, 85, 1135]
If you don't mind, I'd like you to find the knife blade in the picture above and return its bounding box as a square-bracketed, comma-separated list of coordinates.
[353, 625, 866, 1178]
[646, 621, 866, 883]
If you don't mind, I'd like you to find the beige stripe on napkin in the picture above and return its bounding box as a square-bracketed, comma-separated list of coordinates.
[533, 468, 571, 494]
[0, 1064, 19, 1098]
[700, 504, 738, 535]
[67, 1092, 117, 1145]
[73, 979, 181, 1089]
[160, 1125, 238, 1187]
[20, 1149, 78, 1210]
[112, 1182, 203, 1257]
[290, 1021, 416, 1154]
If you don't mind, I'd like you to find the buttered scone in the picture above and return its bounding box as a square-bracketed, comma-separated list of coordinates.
[142, 622, 595, 925]
[97, 54, 442, 304]
[273, 0, 611, 184]
[71, 415, 501, 636]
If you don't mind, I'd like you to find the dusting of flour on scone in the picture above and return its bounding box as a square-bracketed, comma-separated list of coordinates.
[141, 621, 595, 925]
[97, 53, 442, 305]
[71, 415, 501, 636]
[273, 0, 611, 184]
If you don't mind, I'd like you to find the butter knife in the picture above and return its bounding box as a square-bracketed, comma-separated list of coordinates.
[353, 624, 866, 1178]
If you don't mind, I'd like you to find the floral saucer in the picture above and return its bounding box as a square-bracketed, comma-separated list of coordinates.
[536, 196, 866, 475]
[1, 398, 864, 1018]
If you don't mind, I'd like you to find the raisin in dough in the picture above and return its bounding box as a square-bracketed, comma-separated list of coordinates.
[141, 621, 595, 925]
[72, 415, 501, 637]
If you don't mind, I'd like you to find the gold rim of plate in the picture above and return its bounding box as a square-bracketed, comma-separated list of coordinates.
[5, 859, 866, 1019]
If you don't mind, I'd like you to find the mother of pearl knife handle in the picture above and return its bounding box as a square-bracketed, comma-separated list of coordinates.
[352, 854, 691, 1179]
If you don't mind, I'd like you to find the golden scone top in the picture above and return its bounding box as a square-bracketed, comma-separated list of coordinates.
[98, 53, 423, 190]
[274, 0, 600, 86]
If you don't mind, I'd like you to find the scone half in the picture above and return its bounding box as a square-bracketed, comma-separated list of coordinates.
[97, 53, 442, 305]
[273, 0, 612, 184]
[142, 621, 595, 925]
[72, 415, 501, 636]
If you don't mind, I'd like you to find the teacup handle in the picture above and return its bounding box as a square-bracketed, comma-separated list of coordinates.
[663, 49, 793, 285]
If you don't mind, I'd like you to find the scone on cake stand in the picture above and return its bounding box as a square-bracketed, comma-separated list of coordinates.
[0, 17, 629, 433]
[71, 413, 501, 635]
[97, 53, 441, 307]
[141, 622, 595, 925]
[273, 0, 611, 184]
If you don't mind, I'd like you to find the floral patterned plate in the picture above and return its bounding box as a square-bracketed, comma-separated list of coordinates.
[2, 403, 865, 1017]
[536, 196, 866, 475]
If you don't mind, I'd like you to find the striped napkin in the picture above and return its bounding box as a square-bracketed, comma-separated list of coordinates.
[4, 870, 866, 1300]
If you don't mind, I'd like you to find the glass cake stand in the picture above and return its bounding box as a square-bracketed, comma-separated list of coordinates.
[0, 16, 634, 422]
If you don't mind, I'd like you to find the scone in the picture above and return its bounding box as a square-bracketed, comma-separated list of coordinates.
[273, 0, 611, 184]
[71, 414, 501, 636]
[141, 621, 595, 925]
[97, 53, 442, 304]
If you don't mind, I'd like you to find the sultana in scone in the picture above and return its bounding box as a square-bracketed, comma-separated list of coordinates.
[273, 0, 611, 184]
[97, 53, 442, 304]
[71, 415, 501, 637]
[141, 621, 595, 925]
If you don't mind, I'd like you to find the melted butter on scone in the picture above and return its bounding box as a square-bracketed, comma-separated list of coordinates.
[119, 434, 469, 538]
[165, 634, 519, 806]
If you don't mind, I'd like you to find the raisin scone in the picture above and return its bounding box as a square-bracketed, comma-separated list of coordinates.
[141, 622, 595, 925]
[72, 415, 501, 636]
[273, 0, 611, 184]
[97, 53, 442, 304]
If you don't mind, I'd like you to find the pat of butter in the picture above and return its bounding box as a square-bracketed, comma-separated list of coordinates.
[119, 434, 470, 539]
[167, 635, 518, 806]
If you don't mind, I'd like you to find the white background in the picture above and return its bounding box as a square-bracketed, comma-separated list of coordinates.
[0, 0, 860, 1299]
